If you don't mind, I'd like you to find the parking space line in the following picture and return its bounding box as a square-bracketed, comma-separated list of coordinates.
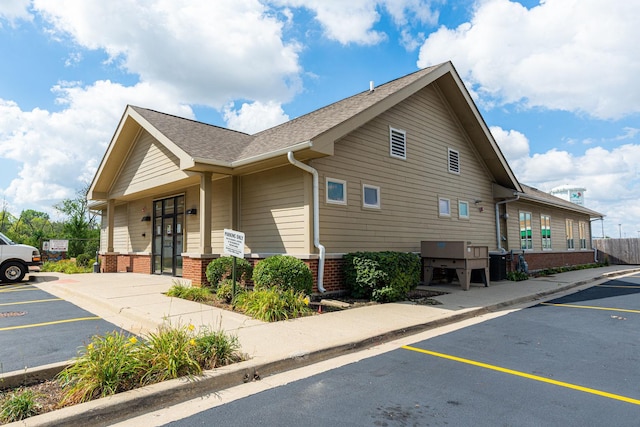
[540, 302, 640, 314]
[0, 316, 101, 331]
[0, 298, 63, 306]
[402, 345, 640, 406]
[597, 284, 640, 289]
[0, 286, 39, 293]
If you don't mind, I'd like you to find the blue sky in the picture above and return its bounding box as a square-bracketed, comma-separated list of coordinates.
[0, 0, 639, 238]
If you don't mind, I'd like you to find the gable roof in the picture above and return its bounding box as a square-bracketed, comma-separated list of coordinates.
[89, 61, 521, 199]
[519, 184, 603, 218]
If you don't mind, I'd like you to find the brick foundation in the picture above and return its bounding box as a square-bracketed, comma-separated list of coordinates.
[99, 253, 118, 273]
[131, 255, 152, 274]
[182, 255, 216, 287]
[513, 251, 597, 272]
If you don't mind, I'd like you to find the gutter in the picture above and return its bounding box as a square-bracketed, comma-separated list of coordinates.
[495, 194, 520, 252]
[287, 152, 326, 293]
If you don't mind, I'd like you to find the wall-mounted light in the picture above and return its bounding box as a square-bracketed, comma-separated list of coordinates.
[474, 199, 482, 204]
[141, 216, 151, 222]
[501, 213, 509, 219]
[186, 208, 197, 215]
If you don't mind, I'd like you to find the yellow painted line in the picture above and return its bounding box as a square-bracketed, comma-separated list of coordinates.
[0, 286, 38, 293]
[0, 298, 62, 306]
[540, 302, 640, 314]
[0, 317, 101, 331]
[402, 345, 640, 406]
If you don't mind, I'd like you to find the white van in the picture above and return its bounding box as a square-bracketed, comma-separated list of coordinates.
[0, 232, 42, 282]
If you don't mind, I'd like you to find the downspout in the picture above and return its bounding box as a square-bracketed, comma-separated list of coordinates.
[287, 152, 326, 293]
[495, 194, 520, 252]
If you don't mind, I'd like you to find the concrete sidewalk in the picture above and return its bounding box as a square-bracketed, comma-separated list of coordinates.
[5, 265, 639, 426]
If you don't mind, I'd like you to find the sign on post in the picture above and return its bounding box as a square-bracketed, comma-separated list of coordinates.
[49, 240, 69, 252]
[223, 229, 245, 303]
[223, 229, 245, 258]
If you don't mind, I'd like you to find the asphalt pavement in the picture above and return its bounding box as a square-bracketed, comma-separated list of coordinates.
[1, 265, 638, 426]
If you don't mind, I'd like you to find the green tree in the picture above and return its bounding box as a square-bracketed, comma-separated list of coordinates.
[54, 185, 100, 257]
[8, 209, 54, 248]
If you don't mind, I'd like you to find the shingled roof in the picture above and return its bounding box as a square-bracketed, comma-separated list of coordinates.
[519, 184, 603, 218]
[129, 64, 442, 164]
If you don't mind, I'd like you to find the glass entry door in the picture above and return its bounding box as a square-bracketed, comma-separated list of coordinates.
[153, 195, 184, 276]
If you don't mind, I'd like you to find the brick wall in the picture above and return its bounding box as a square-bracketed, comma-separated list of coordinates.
[183, 256, 216, 287]
[131, 255, 152, 274]
[512, 251, 596, 272]
[117, 255, 132, 272]
[100, 254, 118, 273]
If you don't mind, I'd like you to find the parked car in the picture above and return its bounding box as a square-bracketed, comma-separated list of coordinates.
[0, 232, 42, 282]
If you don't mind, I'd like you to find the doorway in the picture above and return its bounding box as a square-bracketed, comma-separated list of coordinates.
[153, 195, 184, 276]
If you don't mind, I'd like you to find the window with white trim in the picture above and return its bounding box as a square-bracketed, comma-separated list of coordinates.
[448, 148, 460, 174]
[389, 127, 406, 159]
[438, 197, 451, 217]
[458, 200, 469, 219]
[541, 214, 552, 249]
[566, 219, 575, 249]
[579, 221, 587, 249]
[362, 184, 380, 209]
[326, 178, 347, 205]
[519, 211, 533, 250]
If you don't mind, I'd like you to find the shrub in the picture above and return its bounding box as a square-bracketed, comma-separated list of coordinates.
[343, 251, 420, 302]
[507, 270, 529, 281]
[137, 324, 202, 385]
[41, 260, 92, 274]
[215, 278, 246, 303]
[235, 287, 312, 322]
[193, 327, 244, 369]
[58, 331, 143, 405]
[75, 253, 93, 268]
[166, 282, 213, 302]
[0, 389, 41, 423]
[252, 255, 313, 294]
[205, 256, 253, 288]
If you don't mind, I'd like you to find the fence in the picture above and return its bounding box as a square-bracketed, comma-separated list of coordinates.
[593, 238, 640, 265]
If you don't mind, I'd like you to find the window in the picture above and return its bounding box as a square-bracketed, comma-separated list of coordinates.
[458, 201, 469, 219]
[566, 219, 575, 249]
[448, 148, 460, 174]
[519, 211, 533, 250]
[541, 214, 552, 250]
[438, 197, 451, 217]
[579, 221, 587, 249]
[326, 178, 347, 205]
[389, 127, 406, 159]
[362, 184, 380, 209]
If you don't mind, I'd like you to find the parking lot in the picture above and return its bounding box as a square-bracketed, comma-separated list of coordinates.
[0, 281, 123, 373]
[161, 273, 640, 426]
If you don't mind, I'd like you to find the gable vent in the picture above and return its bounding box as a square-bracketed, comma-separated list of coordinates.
[448, 148, 460, 174]
[389, 127, 406, 159]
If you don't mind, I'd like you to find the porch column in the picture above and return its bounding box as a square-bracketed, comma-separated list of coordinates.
[107, 198, 115, 252]
[200, 172, 212, 254]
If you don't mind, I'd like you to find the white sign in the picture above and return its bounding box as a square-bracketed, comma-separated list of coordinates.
[49, 239, 69, 252]
[223, 229, 245, 258]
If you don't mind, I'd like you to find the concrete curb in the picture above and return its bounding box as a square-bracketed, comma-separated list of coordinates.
[7, 268, 639, 427]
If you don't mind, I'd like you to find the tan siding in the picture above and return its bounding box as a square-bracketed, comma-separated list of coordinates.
[184, 185, 200, 253]
[212, 178, 233, 252]
[312, 84, 496, 253]
[505, 201, 593, 252]
[111, 131, 190, 197]
[240, 166, 308, 254]
[128, 198, 153, 253]
[112, 205, 129, 252]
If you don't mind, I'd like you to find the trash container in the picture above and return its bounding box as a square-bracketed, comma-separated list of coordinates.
[489, 253, 507, 281]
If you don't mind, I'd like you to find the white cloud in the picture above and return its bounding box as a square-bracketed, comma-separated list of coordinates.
[417, 0, 640, 119]
[493, 128, 640, 238]
[0, 81, 193, 214]
[32, 0, 302, 107]
[0, 0, 31, 26]
[489, 126, 529, 164]
[271, 0, 438, 46]
[223, 101, 289, 134]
